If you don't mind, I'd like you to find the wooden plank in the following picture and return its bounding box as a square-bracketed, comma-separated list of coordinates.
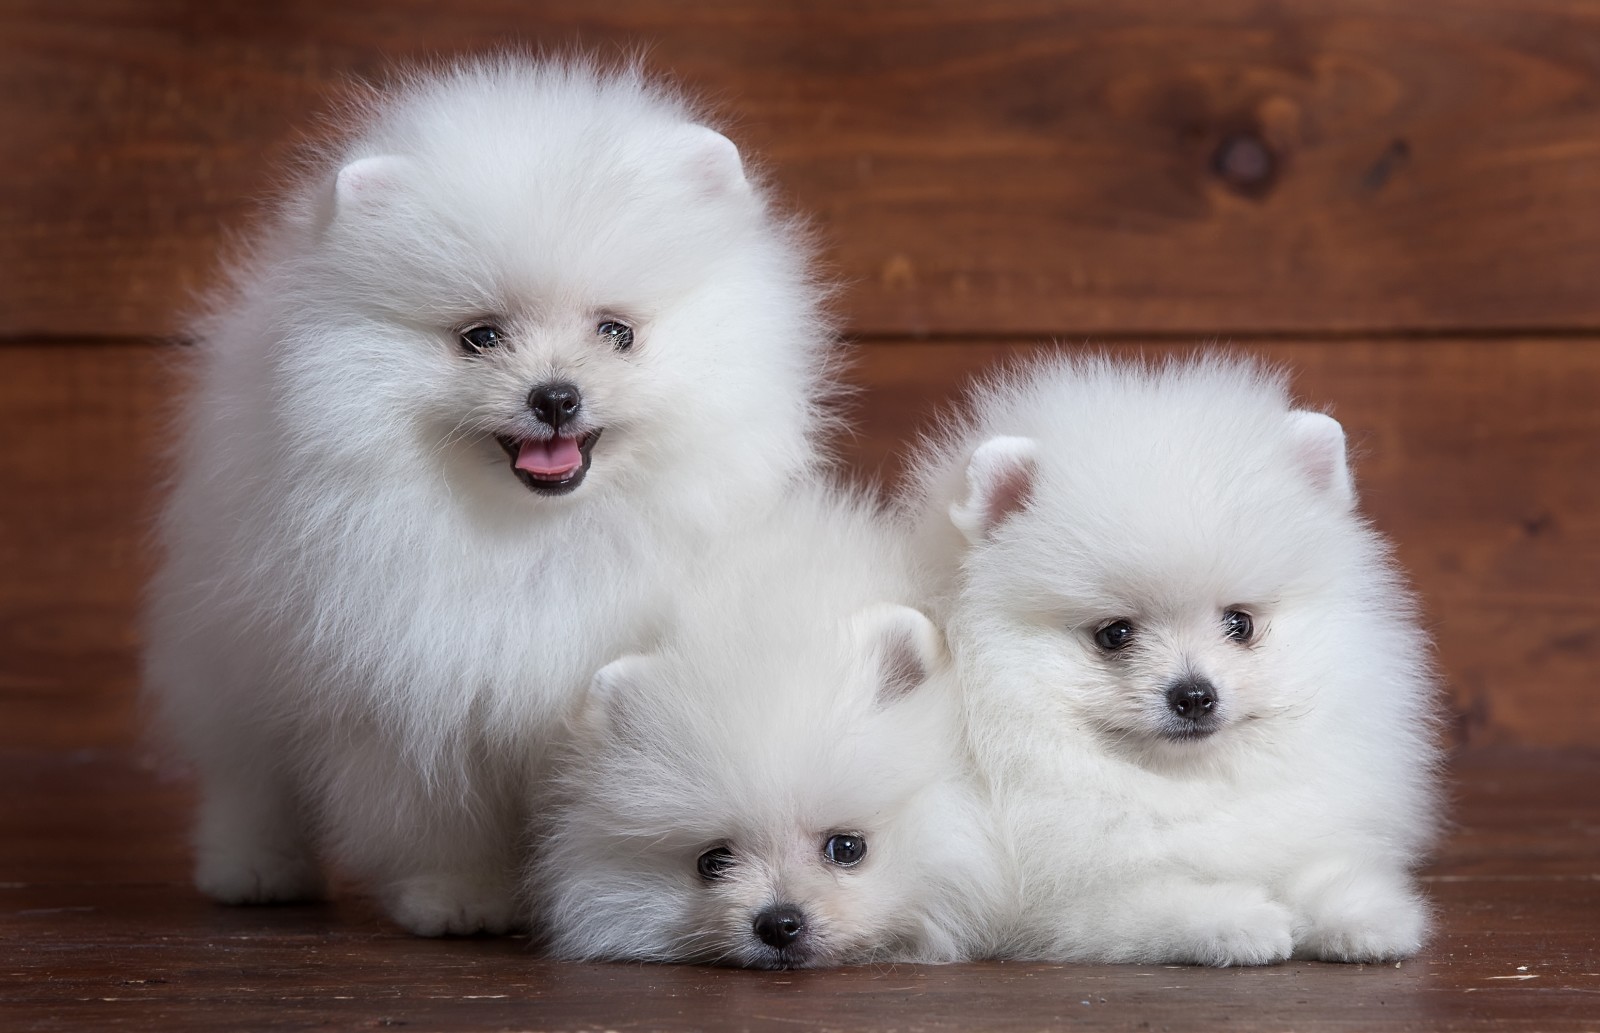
[0, 343, 175, 753]
[5, 1, 1600, 340]
[2, 745, 1596, 1032]
[1, 337, 1597, 751]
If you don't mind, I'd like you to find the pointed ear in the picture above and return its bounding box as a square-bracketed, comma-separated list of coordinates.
[851, 604, 946, 707]
[675, 124, 750, 197]
[583, 653, 661, 736]
[949, 435, 1039, 546]
[1287, 411, 1354, 508]
[330, 155, 414, 219]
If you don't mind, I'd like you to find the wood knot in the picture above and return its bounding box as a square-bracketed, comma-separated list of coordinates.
[1521, 512, 1555, 538]
[1361, 138, 1412, 194]
[1211, 132, 1278, 198]
[881, 253, 917, 292]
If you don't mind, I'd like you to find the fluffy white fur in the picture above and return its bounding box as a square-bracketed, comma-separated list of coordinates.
[904, 354, 1443, 966]
[144, 57, 835, 936]
[531, 485, 1006, 968]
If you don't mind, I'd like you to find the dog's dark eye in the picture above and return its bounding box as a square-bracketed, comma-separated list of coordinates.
[822, 834, 866, 867]
[1094, 620, 1135, 652]
[597, 320, 633, 352]
[458, 324, 503, 354]
[696, 846, 735, 882]
[1223, 609, 1255, 643]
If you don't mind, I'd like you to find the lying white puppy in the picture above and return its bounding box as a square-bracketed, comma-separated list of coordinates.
[532, 485, 1006, 967]
[906, 354, 1442, 965]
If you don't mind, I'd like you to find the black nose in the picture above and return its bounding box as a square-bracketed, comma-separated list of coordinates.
[753, 905, 807, 949]
[1166, 677, 1219, 720]
[528, 382, 582, 429]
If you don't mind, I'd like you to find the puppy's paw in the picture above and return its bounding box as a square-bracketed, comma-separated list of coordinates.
[195, 845, 326, 905]
[1290, 864, 1428, 962]
[1183, 893, 1295, 967]
[386, 874, 518, 937]
[1297, 912, 1425, 963]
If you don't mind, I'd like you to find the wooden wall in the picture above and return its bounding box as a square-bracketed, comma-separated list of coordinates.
[3, 1, 1597, 750]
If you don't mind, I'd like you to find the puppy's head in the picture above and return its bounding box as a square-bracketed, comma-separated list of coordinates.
[946, 362, 1363, 758]
[269, 61, 827, 508]
[538, 604, 979, 968]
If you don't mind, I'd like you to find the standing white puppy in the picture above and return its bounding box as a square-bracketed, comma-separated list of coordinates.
[532, 486, 1005, 968]
[906, 354, 1442, 965]
[144, 58, 834, 935]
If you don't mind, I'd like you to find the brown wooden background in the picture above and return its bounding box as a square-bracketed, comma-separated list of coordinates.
[3, 0, 1598, 758]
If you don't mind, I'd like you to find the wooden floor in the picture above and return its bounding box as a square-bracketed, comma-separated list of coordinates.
[2, 744, 1595, 1032]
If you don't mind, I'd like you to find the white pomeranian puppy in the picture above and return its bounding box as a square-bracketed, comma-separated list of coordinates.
[143, 58, 835, 936]
[530, 485, 1006, 968]
[904, 354, 1442, 966]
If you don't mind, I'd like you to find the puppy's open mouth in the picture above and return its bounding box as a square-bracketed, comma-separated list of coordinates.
[496, 429, 602, 496]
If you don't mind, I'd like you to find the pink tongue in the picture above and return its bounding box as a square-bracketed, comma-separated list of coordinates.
[515, 437, 583, 478]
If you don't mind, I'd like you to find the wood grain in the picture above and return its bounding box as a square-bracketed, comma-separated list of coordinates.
[2, 745, 1596, 1032]
[0, 344, 175, 754]
[1, 337, 1596, 750]
[5, 0, 1600, 340]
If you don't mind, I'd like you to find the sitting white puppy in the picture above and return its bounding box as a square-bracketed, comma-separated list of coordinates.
[531, 486, 1005, 968]
[143, 58, 834, 935]
[906, 354, 1442, 965]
